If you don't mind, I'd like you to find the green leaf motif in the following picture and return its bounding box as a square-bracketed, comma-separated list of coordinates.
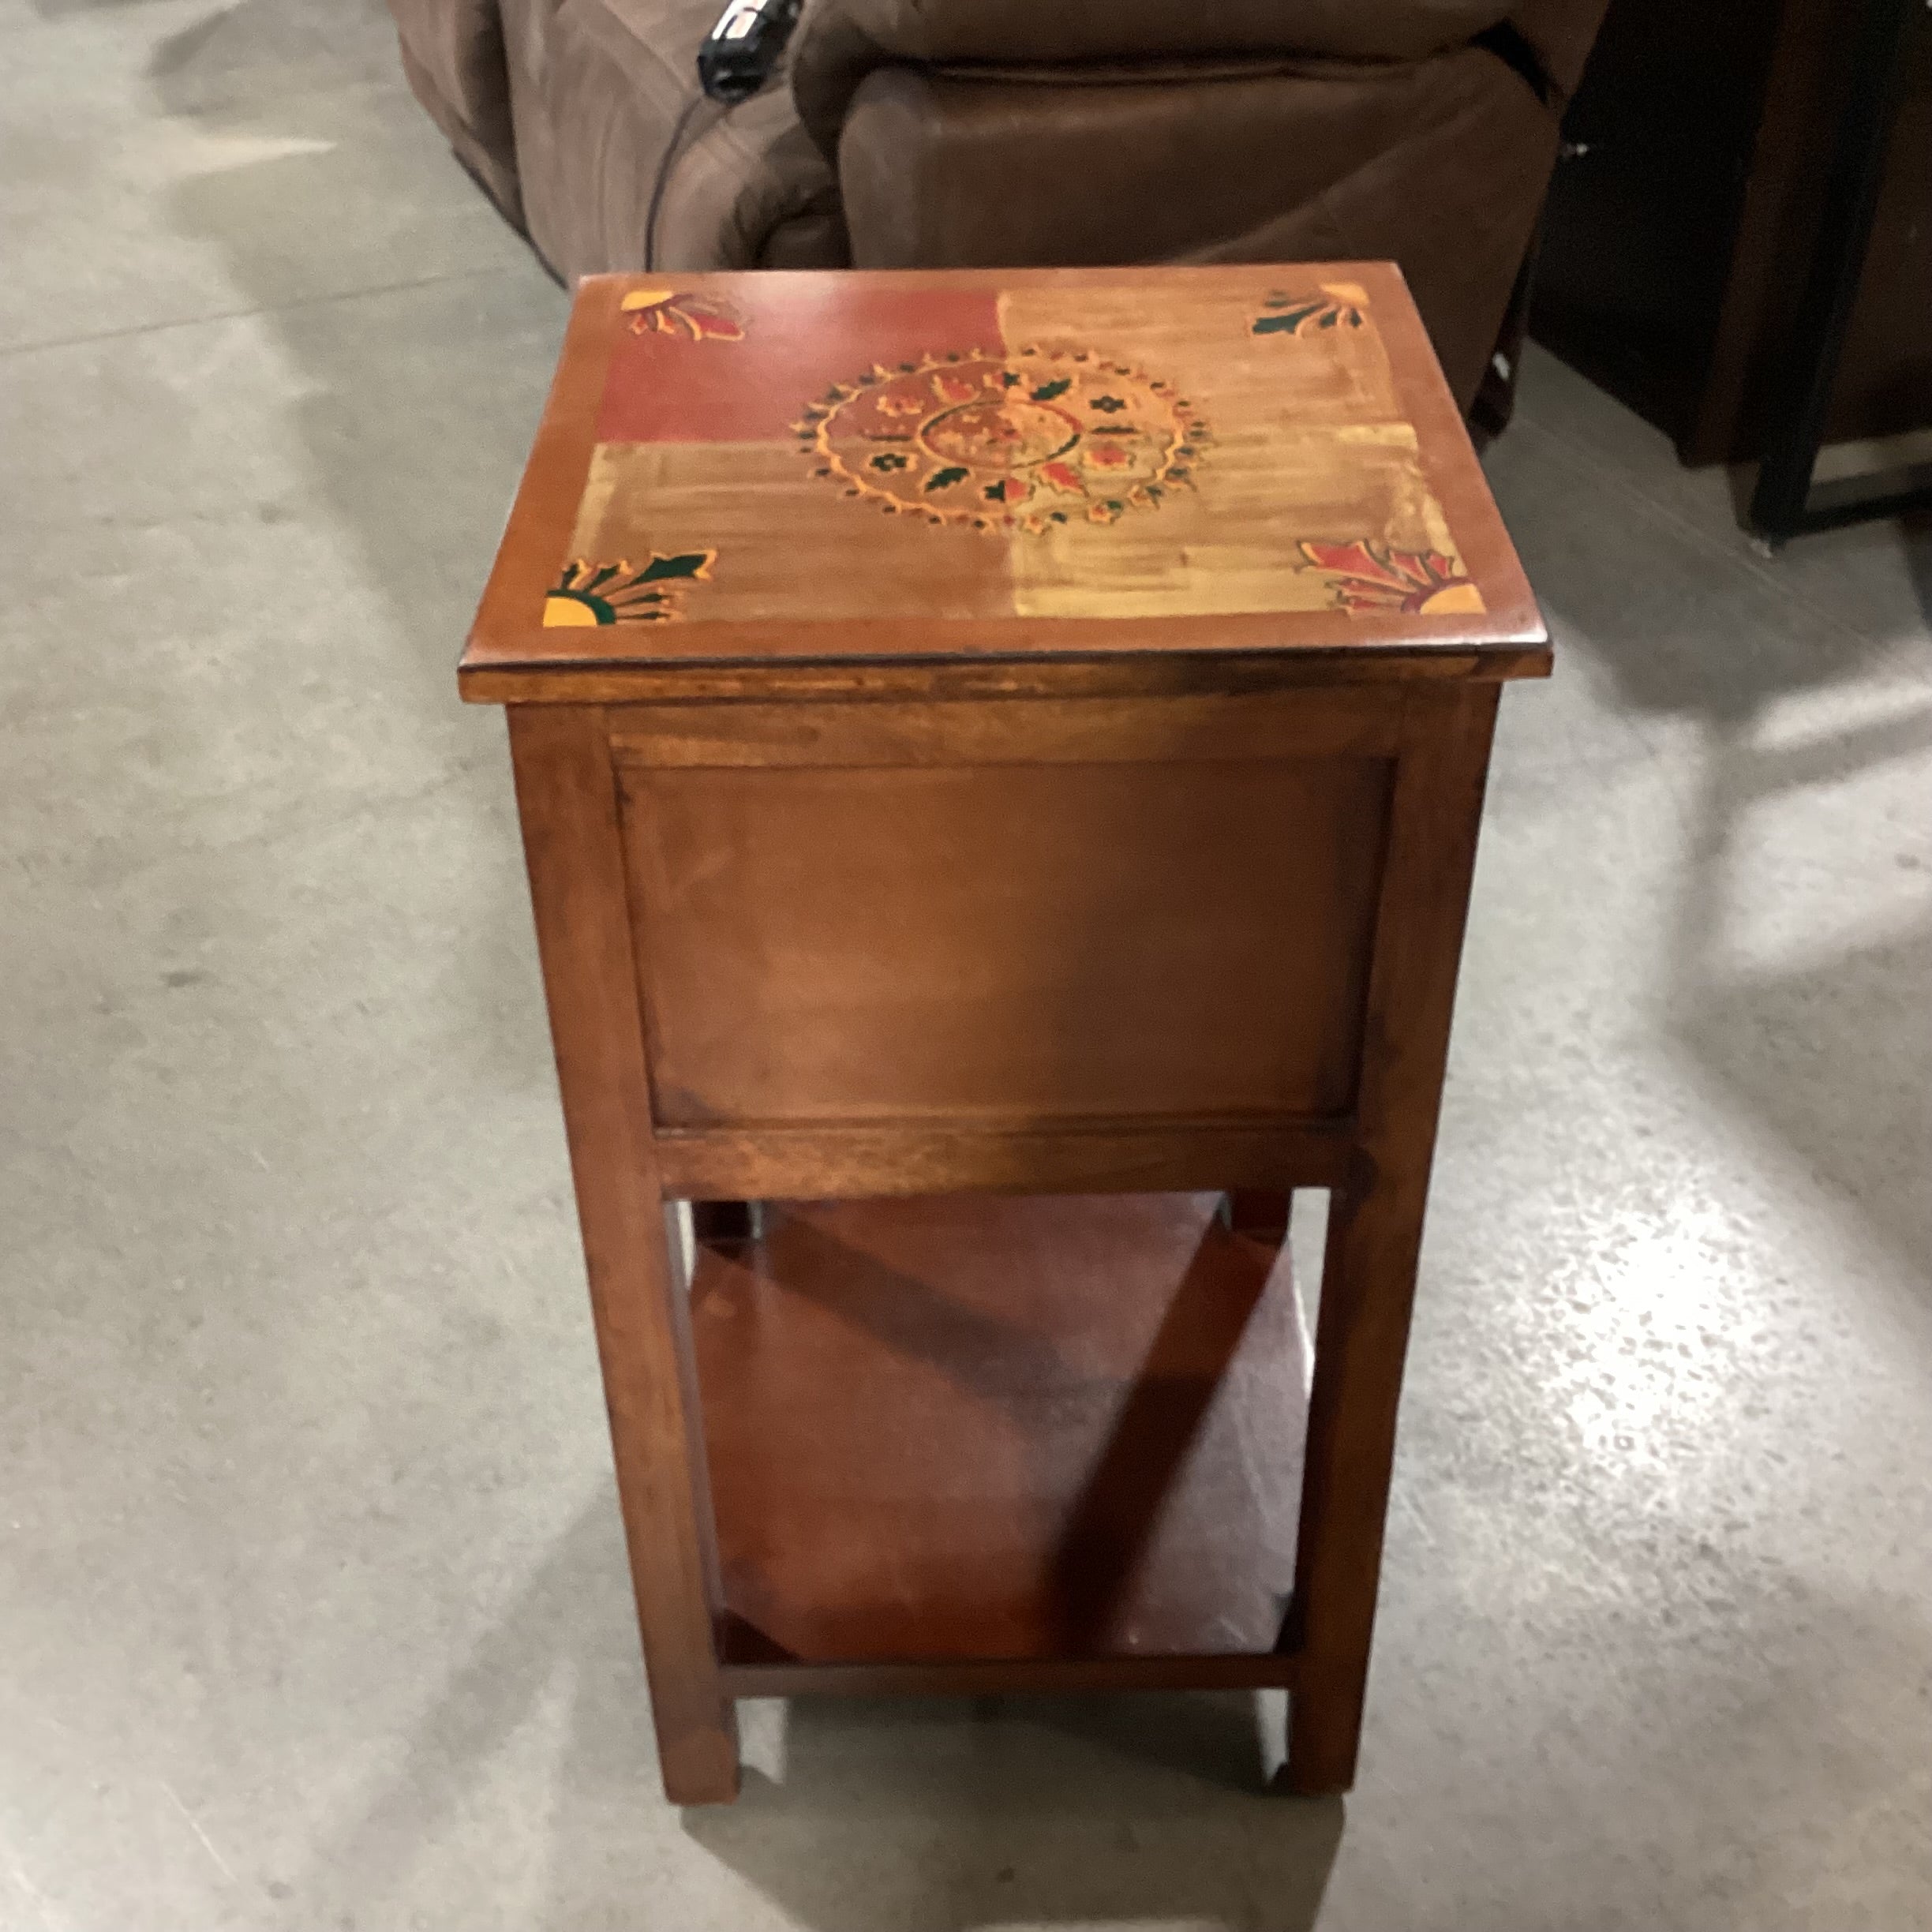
[924, 466, 969, 492]
[637, 552, 711, 582]
[1255, 294, 1362, 336]
[1030, 378, 1072, 402]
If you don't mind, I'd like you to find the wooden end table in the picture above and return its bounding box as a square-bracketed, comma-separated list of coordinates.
[461, 264, 1548, 1806]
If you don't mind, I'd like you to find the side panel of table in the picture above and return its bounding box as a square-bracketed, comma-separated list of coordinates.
[610, 689, 1400, 1189]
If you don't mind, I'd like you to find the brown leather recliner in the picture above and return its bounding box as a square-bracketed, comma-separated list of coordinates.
[389, 0, 1604, 412]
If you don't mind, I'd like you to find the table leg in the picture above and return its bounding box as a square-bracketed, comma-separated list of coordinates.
[692, 1200, 759, 1245]
[1279, 1166, 1426, 1793]
[510, 705, 740, 1805]
[1223, 1189, 1292, 1242]
[1279, 684, 1500, 1795]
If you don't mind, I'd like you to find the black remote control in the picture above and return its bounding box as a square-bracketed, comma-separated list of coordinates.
[698, 0, 803, 103]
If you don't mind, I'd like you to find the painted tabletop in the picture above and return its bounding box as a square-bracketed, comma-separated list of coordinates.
[463, 264, 1546, 691]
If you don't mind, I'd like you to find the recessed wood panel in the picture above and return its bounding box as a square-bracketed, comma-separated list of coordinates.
[621, 755, 1389, 1129]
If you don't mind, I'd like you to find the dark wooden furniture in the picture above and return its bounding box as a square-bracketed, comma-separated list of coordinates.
[462, 264, 1548, 1805]
[1533, 0, 1932, 480]
[1746, 0, 1932, 539]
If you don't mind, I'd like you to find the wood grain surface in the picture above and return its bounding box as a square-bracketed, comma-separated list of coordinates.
[689, 1193, 1309, 1668]
[462, 264, 1546, 695]
[622, 753, 1389, 1130]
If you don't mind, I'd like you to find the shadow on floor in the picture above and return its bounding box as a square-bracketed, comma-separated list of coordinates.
[1664, 702, 1932, 1286]
[30, 0, 177, 17]
[1518, 438, 1932, 1291]
[281, 1475, 1932, 1930]
[686, 1713, 1345, 1932]
[1563, 512, 1927, 727]
[285, 1491, 1342, 1931]
[148, 0, 562, 672]
[144, 0, 567, 1067]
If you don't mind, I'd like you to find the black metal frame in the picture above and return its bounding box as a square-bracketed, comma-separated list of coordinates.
[1749, 0, 1932, 543]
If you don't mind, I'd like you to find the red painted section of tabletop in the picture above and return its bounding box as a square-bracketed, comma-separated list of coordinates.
[595, 283, 1007, 445]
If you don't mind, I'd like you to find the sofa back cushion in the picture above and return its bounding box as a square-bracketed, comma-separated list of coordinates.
[791, 0, 1588, 154]
[800, 0, 1517, 67]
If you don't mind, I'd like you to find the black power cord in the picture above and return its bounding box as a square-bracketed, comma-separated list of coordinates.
[643, 92, 714, 273]
[643, 0, 803, 272]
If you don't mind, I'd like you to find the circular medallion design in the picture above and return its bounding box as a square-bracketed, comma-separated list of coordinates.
[794, 348, 1211, 534]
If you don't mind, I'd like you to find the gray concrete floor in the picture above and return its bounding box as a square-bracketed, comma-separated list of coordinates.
[4, 2, 1930, 1927]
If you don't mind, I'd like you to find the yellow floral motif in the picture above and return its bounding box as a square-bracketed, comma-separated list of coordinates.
[543, 554, 716, 625]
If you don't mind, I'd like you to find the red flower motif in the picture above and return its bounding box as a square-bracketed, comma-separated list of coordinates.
[1038, 461, 1086, 496]
[621, 289, 744, 341]
[1300, 540, 1483, 616]
[1085, 441, 1132, 470]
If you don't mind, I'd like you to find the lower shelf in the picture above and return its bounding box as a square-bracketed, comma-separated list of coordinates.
[688, 1193, 1311, 1688]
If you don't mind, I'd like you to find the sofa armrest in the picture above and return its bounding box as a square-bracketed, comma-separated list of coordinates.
[388, 0, 522, 222]
[1509, 0, 1612, 101]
